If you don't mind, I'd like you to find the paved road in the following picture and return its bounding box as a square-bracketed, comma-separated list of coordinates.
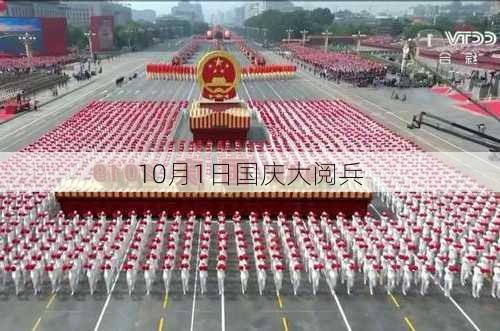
[0, 41, 498, 331]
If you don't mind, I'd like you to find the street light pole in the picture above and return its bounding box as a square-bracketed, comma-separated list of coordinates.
[321, 29, 333, 53]
[18, 32, 36, 71]
[84, 31, 96, 60]
[285, 28, 293, 44]
[351, 30, 366, 53]
[300, 29, 308, 46]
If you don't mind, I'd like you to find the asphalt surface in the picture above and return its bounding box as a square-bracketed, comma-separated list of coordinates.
[0, 40, 498, 331]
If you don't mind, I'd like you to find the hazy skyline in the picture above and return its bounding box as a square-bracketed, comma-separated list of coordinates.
[127, 1, 456, 21]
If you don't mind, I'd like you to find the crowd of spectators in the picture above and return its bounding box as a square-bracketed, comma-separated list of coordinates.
[280, 44, 387, 87]
[0, 54, 80, 74]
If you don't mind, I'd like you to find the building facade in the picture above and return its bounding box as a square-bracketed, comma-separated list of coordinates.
[63, 2, 92, 28]
[132, 9, 156, 23]
[5, 1, 131, 29]
[170, 1, 204, 22]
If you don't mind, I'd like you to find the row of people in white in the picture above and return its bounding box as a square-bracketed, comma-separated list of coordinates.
[1, 206, 499, 298]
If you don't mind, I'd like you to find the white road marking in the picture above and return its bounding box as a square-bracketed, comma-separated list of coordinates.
[301, 69, 500, 173]
[369, 204, 482, 331]
[265, 81, 284, 102]
[186, 81, 196, 100]
[241, 81, 253, 103]
[93, 220, 139, 331]
[118, 90, 124, 95]
[265, 78, 353, 331]
[444, 294, 482, 331]
[0, 61, 146, 150]
[297, 70, 500, 187]
[189, 220, 202, 331]
[332, 292, 352, 331]
[134, 90, 141, 95]
[151, 90, 157, 95]
[221, 292, 226, 331]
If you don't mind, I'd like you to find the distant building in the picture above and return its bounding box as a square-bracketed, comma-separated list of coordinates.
[92, 2, 131, 27]
[5, 1, 131, 28]
[5, 1, 35, 17]
[33, 1, 66, 17]
[132, 9, 156, 23]
[233, 6, 245, 26]
[244, 2, 261, 20]
[262, 1, 302, 13]
[170, 1, 204, 22]
[410, 4, 439, 18]
[63, 2, 92, 28]
[6, 1, 66, 18]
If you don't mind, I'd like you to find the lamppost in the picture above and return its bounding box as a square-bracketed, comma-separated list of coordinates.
[300, 29, 308, 46]
[124, 28, 134, 50]
[18, 32, 36, 70]
[322, 29, 333, 53]
[84, 30, 96, 60]
[351, 30, 366, 53]
[285, 28, 293, 44]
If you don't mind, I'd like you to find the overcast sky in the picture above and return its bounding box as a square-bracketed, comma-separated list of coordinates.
[127, 1, 454, 21]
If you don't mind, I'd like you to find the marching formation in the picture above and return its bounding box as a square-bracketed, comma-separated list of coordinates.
[242, 65, 296, 80]
[146, 63, 296, 81]
[170, 39, 201, 65]
[146, 64, 196, 80]
[236, 40, 266, 66]
[1, 200, 499, 298]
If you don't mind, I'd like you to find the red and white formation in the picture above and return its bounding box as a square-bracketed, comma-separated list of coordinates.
[198, 212, 212, 295]
[178, 211, 195, 295]
[1, 206, 498, 297]
[1, 95, 498, 298]
[236, 40, 265, 65]
[146, 64, 295, 81]
[1, 207, 139, 296]
[0, 55, 80, 72]
[282, 44, 386, 80]
[21, 101, 186, 153]
[170, 39, 201, 65]
[216, 212, 228, 295]
[233, 211, 250, 294]
[146, 64, 196, 80]
[242, 64, 296, 80]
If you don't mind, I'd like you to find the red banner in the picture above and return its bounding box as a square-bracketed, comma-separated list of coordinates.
[90, 16, 114, 52]
[40, 18, 67, 56]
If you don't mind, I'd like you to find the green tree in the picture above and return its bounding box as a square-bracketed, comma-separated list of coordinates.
[403, 22, 433, 38]
[389, 19, 406, 36]
[67, 25, 86, 50]
[308, 8, 334, 27]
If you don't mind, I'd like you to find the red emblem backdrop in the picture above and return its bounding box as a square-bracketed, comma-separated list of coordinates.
[197, 51, 240, 102]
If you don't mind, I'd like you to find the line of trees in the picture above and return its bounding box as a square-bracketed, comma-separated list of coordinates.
[243, 8, 498, 42]
[244, 8, 335, 42]
[66, 20, 209, 51]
